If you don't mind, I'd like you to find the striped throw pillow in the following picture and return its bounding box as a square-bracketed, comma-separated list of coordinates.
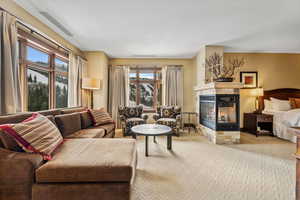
[0, 113, 63, 160]
[88, 108, 114, 126]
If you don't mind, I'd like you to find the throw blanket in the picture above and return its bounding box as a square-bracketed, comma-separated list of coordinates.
[282, 109, 300, 127]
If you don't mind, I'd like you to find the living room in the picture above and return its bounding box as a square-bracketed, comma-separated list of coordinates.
[1, 0, 300, 200]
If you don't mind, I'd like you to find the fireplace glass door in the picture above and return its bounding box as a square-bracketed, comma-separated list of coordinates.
[217, 96, 237, 124]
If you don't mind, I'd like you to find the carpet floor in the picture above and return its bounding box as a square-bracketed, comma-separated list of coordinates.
[120, 131, 296, 200]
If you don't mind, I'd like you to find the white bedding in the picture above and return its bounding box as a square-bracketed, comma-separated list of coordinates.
[262, 109, 300, 143]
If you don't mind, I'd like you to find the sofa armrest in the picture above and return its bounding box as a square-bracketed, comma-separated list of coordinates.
[0, 149, 43, 200]
[141, 114, 149, 121]
[152, 113, 160, 121]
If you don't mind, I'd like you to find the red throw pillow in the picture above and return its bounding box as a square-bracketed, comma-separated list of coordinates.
[88, 108, 114, 126]
[0, 113, 63, 160]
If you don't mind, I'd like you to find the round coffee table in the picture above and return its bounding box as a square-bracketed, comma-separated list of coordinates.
[131, 124, 173, 156]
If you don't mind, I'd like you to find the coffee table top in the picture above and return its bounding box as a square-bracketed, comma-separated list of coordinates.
[131, 124, 172, 136]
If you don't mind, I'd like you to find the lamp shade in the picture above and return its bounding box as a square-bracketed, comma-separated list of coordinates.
[82, 78, 101, 90]
[250, 88, 264, 97]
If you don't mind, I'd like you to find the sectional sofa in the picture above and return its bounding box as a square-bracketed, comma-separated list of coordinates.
[0, 107, 137, 200]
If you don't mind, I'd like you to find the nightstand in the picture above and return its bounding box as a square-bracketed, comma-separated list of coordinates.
[243, 113, 273, 137]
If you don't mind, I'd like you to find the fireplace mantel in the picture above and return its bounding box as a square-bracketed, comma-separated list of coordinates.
[194, 82, 243, 92]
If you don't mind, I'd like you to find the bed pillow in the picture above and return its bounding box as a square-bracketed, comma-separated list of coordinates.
[88, 108, 114, 126]
[264, 99, 273, 112]
[270, 97, 291, 111]
[0, 113, 63, 160]
[289, 98, 300, 109]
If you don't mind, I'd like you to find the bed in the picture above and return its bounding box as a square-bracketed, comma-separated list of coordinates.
[259, 88, 300, 143]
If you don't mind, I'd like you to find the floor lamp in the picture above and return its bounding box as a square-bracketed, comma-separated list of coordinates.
[82, 78, 101, 109]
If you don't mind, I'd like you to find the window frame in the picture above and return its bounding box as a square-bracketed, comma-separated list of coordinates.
[129, 68, 161, 112]
[18, 31, 69, 111]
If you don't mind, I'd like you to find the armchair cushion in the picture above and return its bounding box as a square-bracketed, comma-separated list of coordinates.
[152, 113, 160, 121]
[157, 118, 177, 127]
[141, 113, 149, 121]
[126, 118, 145, 127]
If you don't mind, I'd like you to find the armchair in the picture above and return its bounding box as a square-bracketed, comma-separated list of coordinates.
[118, 105, 148, 136]
[153, 106, 181, 136]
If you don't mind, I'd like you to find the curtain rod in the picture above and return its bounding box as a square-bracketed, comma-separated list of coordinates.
[0, 7, 87, 61]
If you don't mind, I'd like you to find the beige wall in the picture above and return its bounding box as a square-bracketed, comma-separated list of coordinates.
[0, 0, 84, 57]
[224, 53, 300, 127]
[84, 51, 109, 110]
[109, 58, 196, 112]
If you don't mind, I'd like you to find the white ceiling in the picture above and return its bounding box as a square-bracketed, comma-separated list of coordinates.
[14, 0, 300, 58]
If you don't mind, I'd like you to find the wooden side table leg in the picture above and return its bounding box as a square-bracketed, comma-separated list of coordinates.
[145, 136, 149, 156]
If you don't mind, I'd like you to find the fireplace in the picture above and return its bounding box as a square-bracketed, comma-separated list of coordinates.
[199, 94, 240, 131]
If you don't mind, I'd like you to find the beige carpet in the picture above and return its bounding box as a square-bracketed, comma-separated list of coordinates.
[116, 130, 296, 200]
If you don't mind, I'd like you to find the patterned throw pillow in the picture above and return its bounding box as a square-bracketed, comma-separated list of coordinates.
[0, 113, 63, 160]
[161, 107, 175, 118]
[88, 108, 114, 126]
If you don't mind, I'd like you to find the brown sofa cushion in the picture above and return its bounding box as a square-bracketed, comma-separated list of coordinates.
[0, 113, 33, 124]
[36, 138, 137, 183]
[55, 113, 81, 137]
[0, 130, 23, 152]
[61, 107, 87, 114]
[38, 109, 62, 116]
[65, 129, 105, 139]
[80, 111, 93, 129]
[89, 123, 115, 134]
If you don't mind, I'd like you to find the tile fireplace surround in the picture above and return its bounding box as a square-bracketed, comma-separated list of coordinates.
[194, 82, 243, 144]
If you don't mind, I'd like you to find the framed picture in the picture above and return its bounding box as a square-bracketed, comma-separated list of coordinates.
[240, 71, 258, 88]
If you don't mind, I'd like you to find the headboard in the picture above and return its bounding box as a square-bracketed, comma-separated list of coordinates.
[258, 88, 300, 110]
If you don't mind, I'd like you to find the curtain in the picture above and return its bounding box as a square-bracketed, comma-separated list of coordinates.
[162, 65, 183, 107]
[68, 53, 86, 107]
[0, 11, 22, 114]
[108, 66, 130, 128]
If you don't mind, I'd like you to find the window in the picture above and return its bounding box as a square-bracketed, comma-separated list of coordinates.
[19, 35, 69, 111]
[27, 68, 49, 111]
[129, 68, 162, 111]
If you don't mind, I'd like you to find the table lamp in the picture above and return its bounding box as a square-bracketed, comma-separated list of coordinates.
[82, 78, 101, 109]
[251, 87, 264, 113]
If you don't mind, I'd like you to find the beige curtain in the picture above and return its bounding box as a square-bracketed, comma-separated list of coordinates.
[162, 65, 183, 107]
[0, 11, 22, 114]
[108, 66, 130, 128]
[68, 53, 86, 107]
